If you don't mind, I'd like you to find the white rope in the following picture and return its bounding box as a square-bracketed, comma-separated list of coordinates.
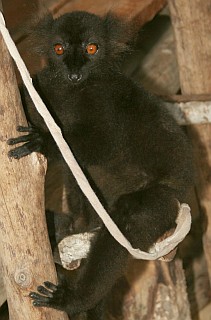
[0, 11, 191, 260]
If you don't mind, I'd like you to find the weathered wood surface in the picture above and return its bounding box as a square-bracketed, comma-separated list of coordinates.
[0, 1, 68, 319]
[187, 255, 211, 317]
[107, 260, 191, 320]
[165, 100, 211, 126]
[168, 1, 211, 95]
[194, 302, 211, 320]
[164, 94, 211, 103]
[168, 0, 211, 287]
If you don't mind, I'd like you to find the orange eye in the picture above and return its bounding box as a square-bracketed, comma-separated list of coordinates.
[54, 43, 64, 55]
[86, 43, 98, 55]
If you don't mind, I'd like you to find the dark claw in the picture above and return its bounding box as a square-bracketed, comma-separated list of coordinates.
[29, 292, 51, 306]
[29, 292, 43, 299]
[30, 291, 51, 307]
[44, 281, 58, 292]
[37, 285, 54, 298]
[33, 300, 44, 307]
[33, 300, 49, 307]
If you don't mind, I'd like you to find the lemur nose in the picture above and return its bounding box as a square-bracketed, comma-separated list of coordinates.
[68, 73, 82, 83]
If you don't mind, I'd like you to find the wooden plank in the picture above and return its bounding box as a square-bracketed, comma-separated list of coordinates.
[52, 0, 167, 25]
[168, 1, 211, 95]
[168, 0, 211, 287]
[165, 100, 211, 126]
[163, 94, 211, 103]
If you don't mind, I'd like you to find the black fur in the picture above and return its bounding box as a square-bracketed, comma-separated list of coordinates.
[8, 11, 193, 318]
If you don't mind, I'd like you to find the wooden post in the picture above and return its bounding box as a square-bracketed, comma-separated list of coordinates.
[0, 3, 68, 319]
[168, 0, 211, 284]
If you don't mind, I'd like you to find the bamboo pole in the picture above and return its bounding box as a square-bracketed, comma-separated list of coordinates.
[0, 3, 68, 319]
[168, 0, 211, 285]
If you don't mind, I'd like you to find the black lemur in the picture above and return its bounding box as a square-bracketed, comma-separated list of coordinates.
[8, 11, 193, 319]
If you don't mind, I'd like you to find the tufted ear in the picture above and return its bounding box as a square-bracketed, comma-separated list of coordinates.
[102, 13, 136, 56]
[26, 12, 54, 56]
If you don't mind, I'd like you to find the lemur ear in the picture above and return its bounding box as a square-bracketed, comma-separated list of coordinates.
[26, 12, 54, 55]
[102, 13, 136, 56]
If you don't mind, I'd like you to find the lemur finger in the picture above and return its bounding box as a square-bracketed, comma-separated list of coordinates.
[44, 281, 58, 292]
[37, 285, 54, 298]
[8, 141, 42, 159]
[7, 133, 38, 145]
[17, 125, 35, 133]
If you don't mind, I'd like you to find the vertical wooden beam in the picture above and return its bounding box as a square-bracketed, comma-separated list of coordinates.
[168, 0, 211, 284]
[168, 0, 211, 94]
[0, 2, 68, 319]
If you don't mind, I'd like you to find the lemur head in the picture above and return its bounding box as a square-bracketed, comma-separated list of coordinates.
[34, 11, 132, 85]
